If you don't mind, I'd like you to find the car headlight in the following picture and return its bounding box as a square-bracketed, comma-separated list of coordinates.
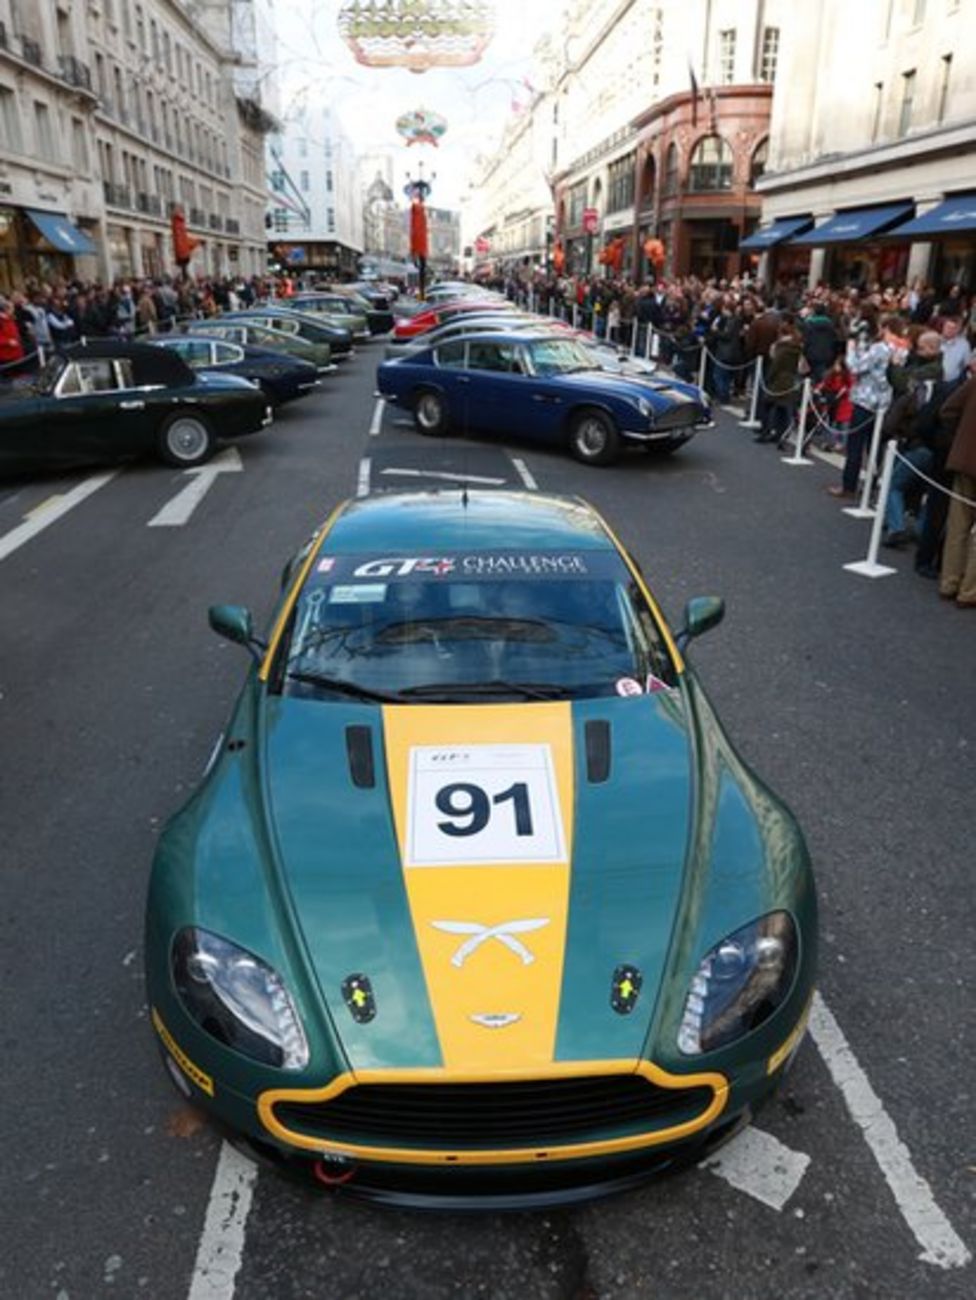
[172, 928, 309, 1069]
[678, 912, 798, 1055]
[636, 397, 654, 420]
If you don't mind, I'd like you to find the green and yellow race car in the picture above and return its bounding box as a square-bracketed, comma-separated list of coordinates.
[145, 491, 817, 1207]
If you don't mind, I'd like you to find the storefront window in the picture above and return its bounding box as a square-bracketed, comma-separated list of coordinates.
[688, 136, 733, 191]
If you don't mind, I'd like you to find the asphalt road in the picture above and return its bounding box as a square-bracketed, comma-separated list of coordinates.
[0, 343, 972, 1300]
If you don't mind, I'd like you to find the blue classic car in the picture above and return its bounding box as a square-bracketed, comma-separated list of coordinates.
[376, 331, 711, 465]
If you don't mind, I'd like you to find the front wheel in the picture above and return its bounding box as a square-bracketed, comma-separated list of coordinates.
[413, 388, 450, 437]
[568, 409, 620, 466]
[156, 411, 217, 468]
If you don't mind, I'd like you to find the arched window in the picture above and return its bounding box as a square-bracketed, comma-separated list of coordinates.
[663, 143, 679, 195]
[688, 135, 733, 191]
[639, 154, 656, 208]
[750, 138, 768, 186]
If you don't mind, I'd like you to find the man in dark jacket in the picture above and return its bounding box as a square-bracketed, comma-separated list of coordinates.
[801, 303, 840, 381]
[881, 331, 945, 546]
[937, 357, 976, 605]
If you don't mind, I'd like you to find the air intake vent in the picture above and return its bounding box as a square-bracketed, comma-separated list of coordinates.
[584, 720, 611, 783]
[345, 725, 375, 788]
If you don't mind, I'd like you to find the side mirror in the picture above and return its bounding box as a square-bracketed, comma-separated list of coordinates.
[676, 596, 724, 652]
[209, 604, 265, 660]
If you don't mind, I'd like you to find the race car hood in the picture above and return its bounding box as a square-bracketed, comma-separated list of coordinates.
[264, 694, 697, 1076]
[554, 369, 705, 411]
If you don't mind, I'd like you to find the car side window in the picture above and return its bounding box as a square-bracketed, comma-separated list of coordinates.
[212, 342, 242, 364]
[75, 360, 118, 393]
[182, 340, 216, 367]
[468, 342, 519, 374]
[272, 319, 299, 335]
[113, 359, 136, 389]
[57, 363, 82, 396]
[435, 341, 466, 370]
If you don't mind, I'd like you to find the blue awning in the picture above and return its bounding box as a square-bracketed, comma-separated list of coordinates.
[887, 194, 976, 238]
[739, 216, 812, 251]
[789, 203, 914, 246]
[24, 209, 96, 255]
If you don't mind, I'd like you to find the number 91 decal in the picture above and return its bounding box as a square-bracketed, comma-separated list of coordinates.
[405, 745, 567, 866]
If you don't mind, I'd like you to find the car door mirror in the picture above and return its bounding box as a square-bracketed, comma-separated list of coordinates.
[209, 604, 266, 660]
[675, 596, 724, 651]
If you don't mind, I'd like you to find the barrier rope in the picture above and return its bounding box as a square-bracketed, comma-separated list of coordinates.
[807, 401, 877, 438]
[0, 349, 42, 372]
[892, 447, 976, 509]
[699, 343, 758, 371]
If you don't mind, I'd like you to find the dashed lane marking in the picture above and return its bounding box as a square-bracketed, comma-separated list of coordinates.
[369, 398, 385, 437]
[379, 467, 507, 486]
[809, 992, 971, 1270]
[186, 1141, 258, 1300]
[509, 457, 538, 490]
[356, 457, 372, 497]
[701, 1125, 810, 1211]
[0, 469, 118, 563]
[147, 448, 243, 527]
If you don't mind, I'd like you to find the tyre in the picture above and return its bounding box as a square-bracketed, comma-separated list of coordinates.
[568, 409, 620, 466]
[413, 388, 450, 437]
[156, 411, 217, 468]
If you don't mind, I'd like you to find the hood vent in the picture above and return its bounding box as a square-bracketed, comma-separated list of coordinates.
[584, 719, 611, 784]
[345, 725, 376, 788]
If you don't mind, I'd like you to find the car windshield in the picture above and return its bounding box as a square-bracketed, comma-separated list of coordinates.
[34, 356, 63, 395]
[277, 549, 675, 703]
[528, 339, 597, 377]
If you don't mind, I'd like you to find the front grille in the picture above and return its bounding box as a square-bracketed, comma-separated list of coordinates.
[272, 1075, 713, 1150]
[654, 403, 702, 432]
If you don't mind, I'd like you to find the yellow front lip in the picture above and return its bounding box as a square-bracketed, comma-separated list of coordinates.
[258, 1060, 729, 1166]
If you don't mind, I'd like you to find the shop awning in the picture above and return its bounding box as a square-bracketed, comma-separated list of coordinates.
[789, 203, 914, 246]
[25, 209, 96, 255]
[739, 216, 813, 251]
[887, 194, 976, 238]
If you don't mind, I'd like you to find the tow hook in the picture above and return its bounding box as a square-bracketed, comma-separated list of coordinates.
[313, 1154, 357, 1187]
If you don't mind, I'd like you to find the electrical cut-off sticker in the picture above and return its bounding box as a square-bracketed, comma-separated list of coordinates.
[610, 964, 643, 1014]
[405, 744, 566, 866]
[328, 583, 387, 604]
[316, 556, 336, 574]
[341, 973, 376, 1023]
[616, 677, 643, 697]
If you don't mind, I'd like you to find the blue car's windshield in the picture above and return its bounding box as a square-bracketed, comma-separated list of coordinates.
[528, 339, 595, 376]
[279, 550, 674, 702]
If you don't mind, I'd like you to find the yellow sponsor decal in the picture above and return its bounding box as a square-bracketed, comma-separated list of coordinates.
[767, 996, 813, 1076]
[382, 703, 574, 1072]
[152, 1007, 215, 1097]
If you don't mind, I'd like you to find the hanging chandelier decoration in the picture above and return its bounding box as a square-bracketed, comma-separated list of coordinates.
[338, 1, 495, 73]
[396, 107, 448, 147]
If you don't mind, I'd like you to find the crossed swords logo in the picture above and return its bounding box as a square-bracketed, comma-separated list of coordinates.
[431, 917, 549, 967]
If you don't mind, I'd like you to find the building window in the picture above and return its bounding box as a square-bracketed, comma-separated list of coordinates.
[327, 208, 335, 232]
[34, 101, 56, 162]
[663, 142, 679, 195]
[300, 170, 309, 191]
[273, 207, 289, 232]
[326, 170, 333, 192]
[568, 180, 587, 227]
[0, 87, 22, 153]
[937, 54, 952, 124]
[270, 170, 285, 192]
[718, 29, 736, 85]
[607, 152, 636, 213]
[871, 81, 884, 142]
[298, 138, 308, 157]
[688, 135, 733, 191]
[750, 138, 768, 185]
[898, 70, 916, 136]
[759, 27, 779, 83]
[71, 117, 88, 173]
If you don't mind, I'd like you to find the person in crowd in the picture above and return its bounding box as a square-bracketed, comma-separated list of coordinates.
[707, 295, 744, 403]
[801, 298, 841, 382]
[812, 355, 854, 452]
[27, 292, 52, 349]
[935, 356, 976, 606]
[113, 284, 136, 337]
[756, 317, 803, 444]
[0, 297, 26, 377]
[136, 285, 158, 335]
[880, 331, 946, 547]
[46, 297, 77, 347]
[940, 317, 972, 383]
[828, 316, 893, 498]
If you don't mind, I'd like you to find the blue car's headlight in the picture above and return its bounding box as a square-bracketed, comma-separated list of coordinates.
[636, 397, 654, 420]
[172, 928, 309, 1069]
[678, 912, 798, 1055]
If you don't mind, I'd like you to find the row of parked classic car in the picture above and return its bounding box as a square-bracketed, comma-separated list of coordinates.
[0, 285, 394, 479]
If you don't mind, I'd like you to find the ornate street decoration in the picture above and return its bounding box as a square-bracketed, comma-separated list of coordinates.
[396, 107, 448, 147]
[338, 1, 495, 73]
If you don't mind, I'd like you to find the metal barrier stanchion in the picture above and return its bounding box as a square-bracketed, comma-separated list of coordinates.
[739, 357, 762, 428]
[844, 439, 898, 578]
[697, 341, 707, 392]
[37, 344, 46, 368]
[782, 377, 814, 466]
[843, 406, 887, 519]
[650, 329, 660, 361]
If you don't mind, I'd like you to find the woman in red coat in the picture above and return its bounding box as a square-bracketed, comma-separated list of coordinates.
[0, 300, 25, 374]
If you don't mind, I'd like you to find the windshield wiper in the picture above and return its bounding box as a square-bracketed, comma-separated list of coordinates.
[398, 679, 568, 701]
[285, 670, 403, 703]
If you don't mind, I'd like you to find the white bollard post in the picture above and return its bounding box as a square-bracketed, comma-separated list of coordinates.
[37, 344, 46, 368]
[630, 323, 637, 358]
[783, 377, 814, 465]
[697, 342, 708, 392]
[843, 406, 887, 518]
[739, 356, 762, 428]
[843, 439, 898, 577]
[572, 303, 579, 330]
[650, 329, 660, 360]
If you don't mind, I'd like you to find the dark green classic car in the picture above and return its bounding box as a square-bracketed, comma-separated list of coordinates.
[0, 341, 271, 477]
[145, 491, 817, 1207]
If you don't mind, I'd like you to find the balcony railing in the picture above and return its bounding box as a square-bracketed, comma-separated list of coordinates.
[19, 34, 42, 67]
[103, 181, 131, 208]
[208, 214, 222, 231]
[59, 54, 92, 91]
[136, 192, 161, 216]
[189, 207, 205, 226]
[225, 218, 240, 235]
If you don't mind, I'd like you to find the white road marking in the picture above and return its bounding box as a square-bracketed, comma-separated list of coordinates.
[701, 1125, 810, 1211]
[809, 992, 971, 1269]
[369, 398, 385, 437]
[0, 470, 118, 563]
[356, 457, 371, 497]
[147, 448, 243, 527]
[510, 457, 538, 490]
[379, 467, 506, 486]
[187, 1141, 258, 1300]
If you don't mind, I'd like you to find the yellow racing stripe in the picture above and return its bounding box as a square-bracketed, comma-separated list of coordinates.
[382, 703, 575, 1073]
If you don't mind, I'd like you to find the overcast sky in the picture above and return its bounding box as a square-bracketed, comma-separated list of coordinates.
[270, 1, 564, 207]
